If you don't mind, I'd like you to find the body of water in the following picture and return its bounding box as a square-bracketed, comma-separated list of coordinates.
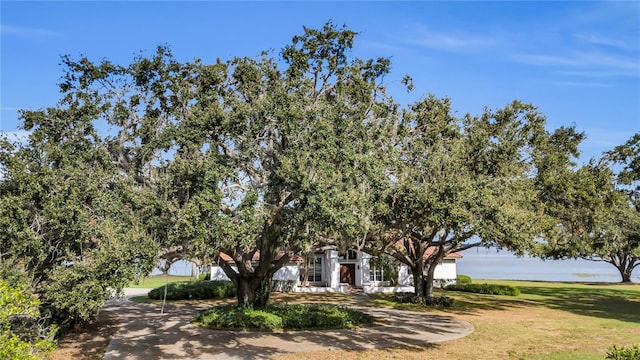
[457, 247, 639, 283]
[150, 260, 196, 277]
[153, 249, 640, 284]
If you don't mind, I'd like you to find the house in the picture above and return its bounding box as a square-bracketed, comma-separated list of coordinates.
[210, 248, 461, 293]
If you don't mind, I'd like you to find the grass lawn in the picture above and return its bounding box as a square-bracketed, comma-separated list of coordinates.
[127, 274, 196, 288]
[53, 279, 639, 360]
[273, 280, 640, 360]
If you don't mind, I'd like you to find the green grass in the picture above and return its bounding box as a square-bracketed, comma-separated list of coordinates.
[124, 278, 639, 359]
[480, 279, 640, 324]
[354, 280, 640, 360]
[128, 296, 158, 304]
[147, 280, 236, 300]
[128, 275, 195, 289]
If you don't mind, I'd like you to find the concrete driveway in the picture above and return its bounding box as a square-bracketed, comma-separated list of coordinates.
[103, 289, 473, 360]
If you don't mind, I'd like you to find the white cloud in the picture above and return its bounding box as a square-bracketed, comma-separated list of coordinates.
[556, 69, 635, 78]
[0, 24, 59, 38]
[1, 107, 21, 112]
[576, 34, 634, 51]
[511, 51, 640, 77]
[552, 81, 613, 88]
[408, 32, 495, 52]
[583, 128, 639, 150]
[392, 23, 497, 53]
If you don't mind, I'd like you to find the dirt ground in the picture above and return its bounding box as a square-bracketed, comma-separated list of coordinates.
[49, 310, 121, 360]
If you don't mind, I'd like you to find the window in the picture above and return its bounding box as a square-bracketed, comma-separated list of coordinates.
[307, 255, 322, 282]
[339, 250, 358, 260]
[369, 255, 399, 285]
[370, 266, 385, 282]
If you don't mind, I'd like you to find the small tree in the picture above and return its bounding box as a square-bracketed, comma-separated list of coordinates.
[538, 134, 640, 282]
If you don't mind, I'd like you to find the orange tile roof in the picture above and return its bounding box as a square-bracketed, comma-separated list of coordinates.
[424, 247, 463, 259]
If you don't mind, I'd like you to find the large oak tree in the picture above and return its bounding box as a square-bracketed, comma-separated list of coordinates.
[0, 100, 157, 329]
[538, 134, 640, 282]
[368, 96, 585, 298]
[1, 20, 592, 329]
[1, 22, 398, 310]
[181, 23, 397, 307]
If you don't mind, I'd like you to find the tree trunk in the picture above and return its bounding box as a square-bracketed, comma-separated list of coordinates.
[236, 274, 272, 308]
[619, 265, 632, 283]
[300, 255, 310, 287]
[422, 245, 447, 299]
[191, 262, 200, 279]
[608, 254, 636, 283]
[411, 265, 426, 297]
[253, 275, 272, 308]
[219, 225, 290, 308]
[236, 276, 255, 308]
[425, 262, 437, 299]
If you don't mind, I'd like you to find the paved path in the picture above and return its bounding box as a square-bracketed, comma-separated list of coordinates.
[103, 289, 473, 360]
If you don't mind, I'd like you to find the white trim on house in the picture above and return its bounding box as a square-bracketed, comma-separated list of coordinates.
[210, 249, 459, 293]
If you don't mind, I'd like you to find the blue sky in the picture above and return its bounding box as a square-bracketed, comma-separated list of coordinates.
[1, 1, 638, 162]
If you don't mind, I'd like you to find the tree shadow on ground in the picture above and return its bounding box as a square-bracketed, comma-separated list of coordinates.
[52, 310, 121, 360]
[364, 292, 530, 317]
[103, 296, 472, 359]
[367, 283, 640, 324]
[514, 283, 640, 324]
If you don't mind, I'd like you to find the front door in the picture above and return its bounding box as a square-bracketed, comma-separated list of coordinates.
[340, 264, 356, 285]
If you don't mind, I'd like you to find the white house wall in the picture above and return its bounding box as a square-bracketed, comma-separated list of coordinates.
[209, 252, 458, 293]
[327, 250, 340, 291]
[273, 265, 300, 281]
[434, 259, 457, 280]
[393, 259, 458, 290]
[210, 265, 234, 281]
[357, 252, 372, 287]
[398, 266, 413, 286]
[210, 265, 300, 282]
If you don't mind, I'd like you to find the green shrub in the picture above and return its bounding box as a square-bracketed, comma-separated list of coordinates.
[393, 292, 421, 304]
[194, 304, 375, 331]
[606, 344, 640, 360]
[276, 304, 374, 329]
[0, 279, 57, 360]
[40, 264, 109, 328]
[198, 272, 211, 281]
[425, 295, 455, 307]
[456, 274, 472, 285]
[392, 292, 455, 307]
[148, 280, 236, 300]
[445, 283, 520, 296]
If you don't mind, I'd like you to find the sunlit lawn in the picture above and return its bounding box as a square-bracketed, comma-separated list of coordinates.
[125, 277, 640, 359]
[127, 274, 195, 289]
[273, 280, 640, 360]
